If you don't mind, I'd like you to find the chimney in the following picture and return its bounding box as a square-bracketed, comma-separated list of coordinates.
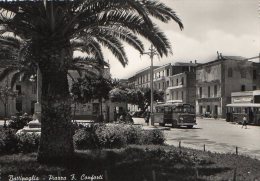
[217, 51, 220, 59]
[195, 60, 197, 64]
[219, 53, 223, 59]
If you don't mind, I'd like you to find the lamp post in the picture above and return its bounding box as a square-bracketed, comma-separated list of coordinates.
[141, 45, 158, 126]
[34, 67, 41, 122]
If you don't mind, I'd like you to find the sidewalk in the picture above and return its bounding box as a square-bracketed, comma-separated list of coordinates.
[133, 117, 171, 131]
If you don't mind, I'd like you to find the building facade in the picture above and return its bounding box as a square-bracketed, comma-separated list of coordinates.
[166, 71, 196, 106]
[196, 56, 260, 118]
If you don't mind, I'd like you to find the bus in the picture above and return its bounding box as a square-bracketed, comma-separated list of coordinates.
[226, 103, 260, 125]
[154, 102, 196, 128]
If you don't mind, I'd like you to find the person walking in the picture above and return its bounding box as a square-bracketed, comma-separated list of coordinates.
[241, 115, 247, 129]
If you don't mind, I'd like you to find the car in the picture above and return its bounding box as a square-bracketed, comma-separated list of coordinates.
[16, 120, 41, 135]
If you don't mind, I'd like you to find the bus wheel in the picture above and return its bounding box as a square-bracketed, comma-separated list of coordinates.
[187, 125, 193, 129]
[159, 123, 165, 126]
[172, 123, 179, 128]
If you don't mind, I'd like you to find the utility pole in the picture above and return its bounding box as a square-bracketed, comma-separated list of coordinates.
[141, 45, 158, 126]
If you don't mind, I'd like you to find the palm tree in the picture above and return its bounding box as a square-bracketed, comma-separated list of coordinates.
[0, 0, 183, 162]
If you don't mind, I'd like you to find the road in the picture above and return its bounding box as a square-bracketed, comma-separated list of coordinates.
[133, 117, 260, 160]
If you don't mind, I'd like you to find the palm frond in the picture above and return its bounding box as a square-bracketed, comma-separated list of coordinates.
[96, 34, 128, 66]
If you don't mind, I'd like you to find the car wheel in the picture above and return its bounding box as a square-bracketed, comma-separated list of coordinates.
[187, 125, 193, 129]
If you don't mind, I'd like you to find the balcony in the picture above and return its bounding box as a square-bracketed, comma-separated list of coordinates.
[166, 82, 185, 90]
[154, 76, 165, 81]
[197, 97, 221, 103]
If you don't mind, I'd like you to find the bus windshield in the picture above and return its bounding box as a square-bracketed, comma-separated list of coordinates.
[175, 105, 195, 113]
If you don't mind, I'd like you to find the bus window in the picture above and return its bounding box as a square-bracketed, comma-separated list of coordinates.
[182, 104, 195, 113]
[156, 106, 164, 113]
[175, 106, 182, 113]
[164, 106, 172, 113]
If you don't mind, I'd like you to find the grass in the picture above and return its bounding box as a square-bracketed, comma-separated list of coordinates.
[0, 145, 259, 181]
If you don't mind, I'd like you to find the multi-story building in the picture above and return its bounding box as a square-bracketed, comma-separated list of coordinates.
[165, 62, 198, 105]
[153, 63, 171, 92]
[127, 61, 198, 105]
[15, 80, 37, 115]
[196, 55, 260, 118]
[134, 66, 159, 88]
[0, 64, 37, 118]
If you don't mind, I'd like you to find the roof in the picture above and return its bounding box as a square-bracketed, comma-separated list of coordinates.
[222, 56, 247, 61]
[226, 103, 260, 108]
[197, 55, 248, 68]
[173, 62, 199, 66]
[135, 66, 159, 74]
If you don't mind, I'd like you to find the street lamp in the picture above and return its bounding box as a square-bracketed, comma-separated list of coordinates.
[34, 67, 41, 122]
[141, 44, 158, 126]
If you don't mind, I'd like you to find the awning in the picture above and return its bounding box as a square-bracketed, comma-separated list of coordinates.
[226, 103, 260, 108]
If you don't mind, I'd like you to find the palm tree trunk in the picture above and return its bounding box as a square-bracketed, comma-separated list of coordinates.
[36, 43, 74, 163]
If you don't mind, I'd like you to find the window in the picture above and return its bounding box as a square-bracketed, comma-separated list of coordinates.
[228, 68, 233, 77]
[241, 85, 245, 91]
[214, 105, 218, 116]
[206, 105, 211, 113]
[16, 100, 22, 112]
[162, 82, 165, 89]
[199, 106, 203, 114]
[176, 91, 179, 99]
[181, 91, 184, 100]
[16, 85, 22, 95]
[176, 79, 178, 85]
[159, 83, 160, 89]
[166, 69, 170, 76]
[214, 85, 217, 97]
[253, 70, 257, 80]
[166, 81, 169, 87]
[208, 86, 211, 98]
[253, 85, 257, 90]
[181, 77, 184, 85]
[199, 87, 202, 98]
[241, 69, 246, 78]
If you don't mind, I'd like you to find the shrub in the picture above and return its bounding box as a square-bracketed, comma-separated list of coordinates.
[0, 128, 18, 154]
[17, 133, 40, 153]
[8, 115, 32, 130]
[124, 125, 142, 144]
[73, 125, 99, 150]
[95, 124, 127, 148]
[140, 129, 165, 145]
[73, 124, 165, 150]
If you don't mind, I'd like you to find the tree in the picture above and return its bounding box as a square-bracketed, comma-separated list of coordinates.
[71, 75, 113, 121]
[0, 85, 17, 127]
[109, 87, 164, 112]
[0, 1, 183, 162]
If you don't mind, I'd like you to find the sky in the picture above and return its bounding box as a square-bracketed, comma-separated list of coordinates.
[106, 0, 260, 79]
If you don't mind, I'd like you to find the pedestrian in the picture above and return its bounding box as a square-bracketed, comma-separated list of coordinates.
[144, 111, 150, 126]
[241, 115, 247, 129]
[125, 112, 134, 124]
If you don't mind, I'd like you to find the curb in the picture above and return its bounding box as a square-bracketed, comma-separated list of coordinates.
[142, 126, 171, 131]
